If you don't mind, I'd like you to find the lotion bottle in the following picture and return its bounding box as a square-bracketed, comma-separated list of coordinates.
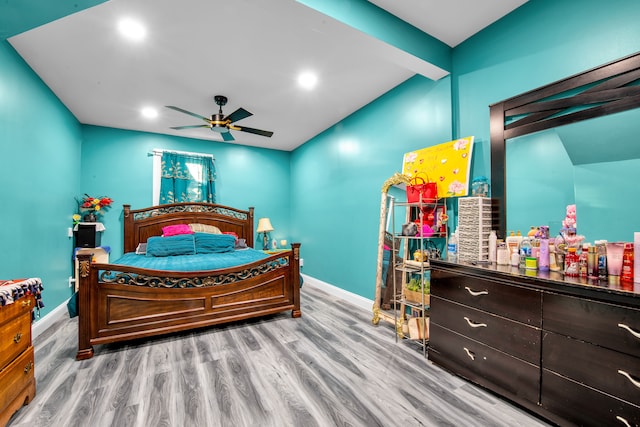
[506, 231, 520, 259]
[488, 230, 497, 264]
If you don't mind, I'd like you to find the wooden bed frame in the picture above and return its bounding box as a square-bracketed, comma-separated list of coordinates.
[75, 202, 301, 360]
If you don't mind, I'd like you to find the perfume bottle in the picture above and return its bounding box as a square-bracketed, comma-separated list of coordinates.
[621, 243, 634, 282]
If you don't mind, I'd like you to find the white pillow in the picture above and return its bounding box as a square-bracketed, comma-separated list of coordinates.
[189, 223, 222, 234]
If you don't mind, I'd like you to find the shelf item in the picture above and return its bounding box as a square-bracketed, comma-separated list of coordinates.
[457, 197, 497, 263]
[74, 222, 105, 248]
[387, 193, 446, 354]
[403, 260, 430, 269]
[408, 317, 429, 340]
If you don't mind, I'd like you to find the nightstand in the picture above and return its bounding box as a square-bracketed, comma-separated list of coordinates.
[263, 249, 290, 254]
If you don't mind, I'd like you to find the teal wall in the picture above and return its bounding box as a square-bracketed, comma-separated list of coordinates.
[80, 126, 292, 258]
[0, 41, 82, 316]
[452, 0, 640, 243]
[291, 75, 452, 299]
[0, 0, 106, 39]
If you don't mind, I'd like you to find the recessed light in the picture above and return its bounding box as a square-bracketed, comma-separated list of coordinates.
[118, 18, 146, 41]
[141, 107, 158, 119]
[297, 71, 318, 90]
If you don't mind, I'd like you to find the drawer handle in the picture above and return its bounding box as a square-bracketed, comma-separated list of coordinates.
[618, 370, 640, 390]
[616, 416, 631, 427]
[464, 317, 487, 328]
[21, 299, 32, 307]
[14, 332, 22, 343]
[618, 323, 640, 340]
[24, 361, 33, 374]
[464, 287, 488, 297]
[463, 347, 475, 361]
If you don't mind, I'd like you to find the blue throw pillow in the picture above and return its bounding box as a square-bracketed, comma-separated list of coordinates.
[194, 232, 236, 254]
[146, 234, 196, 257]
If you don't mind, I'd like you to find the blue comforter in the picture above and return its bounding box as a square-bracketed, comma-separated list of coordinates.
[110, 248, 269, 272]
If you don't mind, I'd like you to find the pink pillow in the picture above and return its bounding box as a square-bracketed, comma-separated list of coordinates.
[222, 231, 239, 243]
[162, 224, 194, 237]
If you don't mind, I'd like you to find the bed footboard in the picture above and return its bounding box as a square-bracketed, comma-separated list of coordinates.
[76, 244, 301, 360]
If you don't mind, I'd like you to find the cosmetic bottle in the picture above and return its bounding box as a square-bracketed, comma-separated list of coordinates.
[549, 242, 560, 271]
[497, 242, 509, 265]
[506, 231, 520, 259]
[579, 244, 589, 278]
[519, 237, 532, 269]
[488, 230, 497, 264]
[565, 247, 579, 277]
[597, 240, 608, 280]
[587, 246, 598, 279]
[538, 226, 550, 271]
[621, 243, 634, 282]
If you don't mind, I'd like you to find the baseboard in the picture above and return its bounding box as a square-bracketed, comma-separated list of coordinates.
[32, 297, 70, 340]
[301, 274, 373, 313]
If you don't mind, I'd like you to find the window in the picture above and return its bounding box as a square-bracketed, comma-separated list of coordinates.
[152, 150, 216, 205]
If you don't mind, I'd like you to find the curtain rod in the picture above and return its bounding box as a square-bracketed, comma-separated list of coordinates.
[151, 148, 214, 159]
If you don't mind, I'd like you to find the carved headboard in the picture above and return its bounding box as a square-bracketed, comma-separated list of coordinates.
[122, 203, 255, 253]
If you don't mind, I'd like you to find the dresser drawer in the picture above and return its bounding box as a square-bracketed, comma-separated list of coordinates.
[431, 269, 542, 326]
[430, 295, 541, 364]
[543, 331, 640, 406]
[0, 345, 35, 414]
[0, 309, 31, 369]
[544, 292, 640, 357]
[542, 369, 640, 427]
[429, 323, 540, 404]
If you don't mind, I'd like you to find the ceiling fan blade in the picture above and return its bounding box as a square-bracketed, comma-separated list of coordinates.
[165, 105, 209, 122]
[170, 125, 210, 130]
[235, 126, 274, 137]
[221, 131, 235, 142]
[224, 107, 253, 124]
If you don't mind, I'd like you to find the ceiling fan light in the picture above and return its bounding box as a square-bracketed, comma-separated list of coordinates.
[209, 126, 228, 133]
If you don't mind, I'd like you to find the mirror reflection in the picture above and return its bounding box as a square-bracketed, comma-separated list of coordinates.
[506, 108, 640, 243]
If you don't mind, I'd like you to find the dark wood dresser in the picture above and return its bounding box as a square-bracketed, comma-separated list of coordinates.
[429, 260, 640, 427]
[0, 295, 36, 427]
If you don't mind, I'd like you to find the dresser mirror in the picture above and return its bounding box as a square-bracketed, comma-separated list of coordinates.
[490, 52, 640, 242]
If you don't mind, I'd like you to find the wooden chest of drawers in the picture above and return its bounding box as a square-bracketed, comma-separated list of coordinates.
[0, 295, 36, 427]
[429, 268, 542, 410]
[430, 260, 640, 426]
[542, 293, 640, 426]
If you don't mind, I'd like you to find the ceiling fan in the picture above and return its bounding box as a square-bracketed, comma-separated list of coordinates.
[166, 95, 273, 142]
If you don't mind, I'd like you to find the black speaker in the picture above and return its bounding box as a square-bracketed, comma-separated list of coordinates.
[75, 224, 101, 248]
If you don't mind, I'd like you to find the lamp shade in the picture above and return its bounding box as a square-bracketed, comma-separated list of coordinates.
[256, 218, 274, 233]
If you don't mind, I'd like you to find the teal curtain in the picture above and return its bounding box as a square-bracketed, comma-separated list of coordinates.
[160, 152, 216, 204]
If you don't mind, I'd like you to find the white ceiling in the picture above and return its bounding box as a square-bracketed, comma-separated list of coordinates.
[8, 0, 527, 151]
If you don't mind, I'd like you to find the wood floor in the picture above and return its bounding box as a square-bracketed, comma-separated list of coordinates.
[8, 284, 551, 427]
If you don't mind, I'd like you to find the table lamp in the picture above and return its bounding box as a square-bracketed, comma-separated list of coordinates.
[256, 218, 274, 250]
